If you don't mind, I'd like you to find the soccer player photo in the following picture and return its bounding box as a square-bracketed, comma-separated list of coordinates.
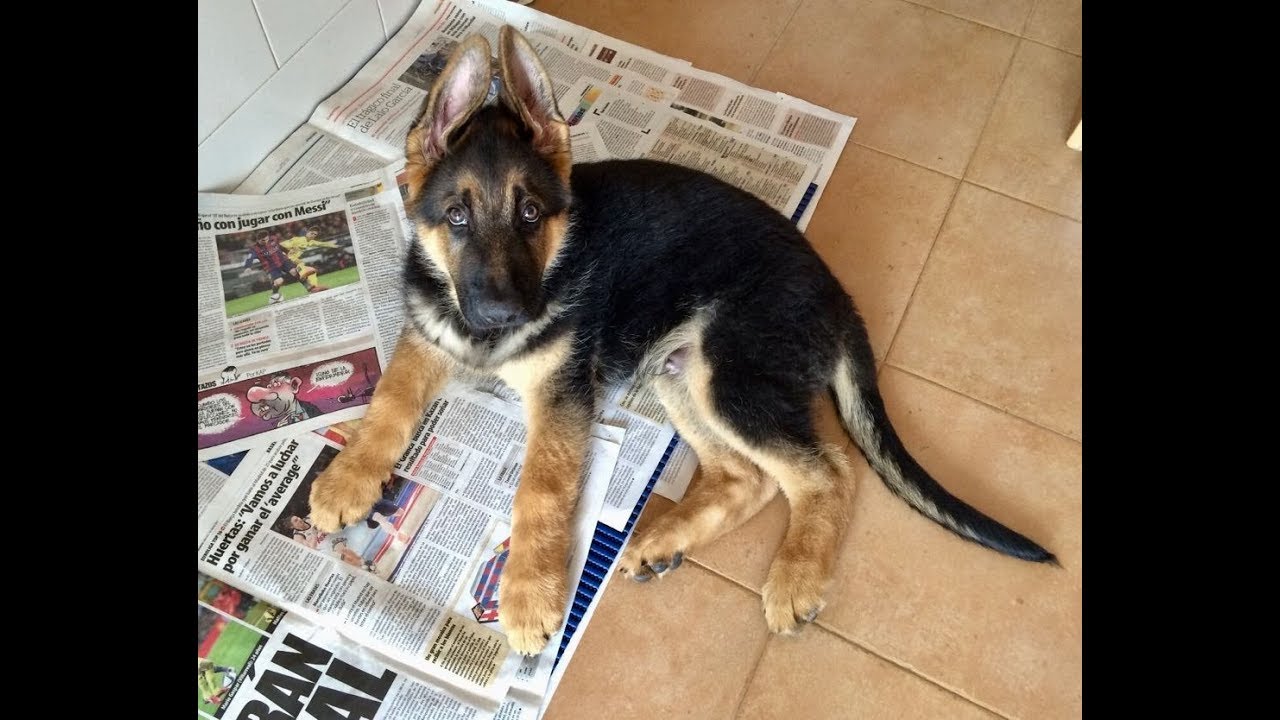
[215, 210, 361, 317]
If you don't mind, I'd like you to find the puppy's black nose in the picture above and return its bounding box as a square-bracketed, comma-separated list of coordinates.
[475, 299, 529, 328]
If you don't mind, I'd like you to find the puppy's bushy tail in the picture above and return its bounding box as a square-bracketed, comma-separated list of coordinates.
[829, 318, 1057, 564]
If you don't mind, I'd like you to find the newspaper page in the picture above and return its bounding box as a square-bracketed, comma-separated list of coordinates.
[198, 571, 491, 720]
[235, 124, 397, 195]
[198, 383, 620, 713]
[313, 386, 620, 711]
[556, 76, 818, 217]
[198, 168, 409, 459]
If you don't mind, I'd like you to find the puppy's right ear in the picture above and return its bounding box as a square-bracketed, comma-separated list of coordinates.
[405, 35, 492, 195]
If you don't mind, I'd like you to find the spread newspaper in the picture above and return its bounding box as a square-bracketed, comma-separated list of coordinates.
[198, 1, 855, 718]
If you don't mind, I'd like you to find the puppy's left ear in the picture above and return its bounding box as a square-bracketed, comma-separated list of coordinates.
[498, 26, 571, 175]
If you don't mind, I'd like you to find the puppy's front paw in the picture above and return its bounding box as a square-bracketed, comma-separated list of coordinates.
[308, 457, 383, 532]
[762, 557, 827, 635]
[499, 569, 566, 656]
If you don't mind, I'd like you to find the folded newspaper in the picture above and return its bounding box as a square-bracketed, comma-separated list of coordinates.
[198, 1, 855, 717]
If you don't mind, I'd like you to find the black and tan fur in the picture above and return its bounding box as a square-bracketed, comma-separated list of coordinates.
[309, 28, 1056, 656]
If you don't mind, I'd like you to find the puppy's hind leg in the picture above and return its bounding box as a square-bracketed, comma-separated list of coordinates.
[619, 366, 779, 582]
[681, 345, 857, 635]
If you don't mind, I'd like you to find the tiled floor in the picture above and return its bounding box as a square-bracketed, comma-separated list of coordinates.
[535, 0, 1082, 718]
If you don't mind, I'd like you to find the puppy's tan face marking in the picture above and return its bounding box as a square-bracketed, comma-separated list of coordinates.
[407, 149, 571, 336]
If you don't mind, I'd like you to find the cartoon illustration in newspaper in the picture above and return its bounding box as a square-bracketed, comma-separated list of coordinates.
[197, 348, 384, 451]
[248, 373, 323, 426]
[269, 444, 433, 580]
[216, 209, 360, 318]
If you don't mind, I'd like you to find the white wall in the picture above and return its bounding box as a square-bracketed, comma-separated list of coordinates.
[197, 0, 423, 192]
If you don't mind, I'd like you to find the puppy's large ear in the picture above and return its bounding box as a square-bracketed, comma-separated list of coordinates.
[405, 35, 492, 192]
[497, 26, 571, 177]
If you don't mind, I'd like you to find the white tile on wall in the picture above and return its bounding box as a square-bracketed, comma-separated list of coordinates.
[198, 0, 387, 192]
[378, 0, 423, 38]
[255, 0, 350, 65]
[198, 0, 279, 144]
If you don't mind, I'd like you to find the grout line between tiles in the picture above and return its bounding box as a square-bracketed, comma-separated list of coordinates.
[1022, 35, 1080, 57]
[687, 557, 763, 596]
[893, 0, 1023, 38]
[878, 180, 961, 360]
[746, 0, 806, 85]
[1018, 0, 1039, 36]
[884, 362, 1081, 442]
[849, 140, 961, 179]
[375, 0, 388, 39]
[880, 36, 1024, 363]
[811, 622, 1020, 720]
[250, 0, 283, 68]
[728, 635, 771, 719]
[960, 37, 1023, 185]
[962, 178, 1081, 222]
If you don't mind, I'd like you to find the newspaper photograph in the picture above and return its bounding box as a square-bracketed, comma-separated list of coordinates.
[199, 168, 409, 459]
[198, 571, 492, 720]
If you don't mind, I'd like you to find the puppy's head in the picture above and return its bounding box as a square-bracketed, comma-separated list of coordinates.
[404, 28, 572, 338]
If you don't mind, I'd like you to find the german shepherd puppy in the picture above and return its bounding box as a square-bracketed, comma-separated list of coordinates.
[309, 27, 1055, 656]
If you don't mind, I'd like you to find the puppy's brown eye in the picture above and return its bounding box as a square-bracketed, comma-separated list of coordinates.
[446, 206, 468, 226]
[521, 204, 541, 223]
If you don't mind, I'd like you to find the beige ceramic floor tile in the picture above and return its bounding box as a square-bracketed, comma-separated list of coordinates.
[887, 183, 1081, 439]
[543, 562, 771, 720]
[814, 368, 1081, 720]
[737, 627, 1002, 720]
[968, 41, 1082, 219]
[1024, 0, 1082, 55]
[907, 0, 1035, 34]
[752, 0, 1017, 176]
[805, 145, 959, 360]
[539, 0, 802, 81]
